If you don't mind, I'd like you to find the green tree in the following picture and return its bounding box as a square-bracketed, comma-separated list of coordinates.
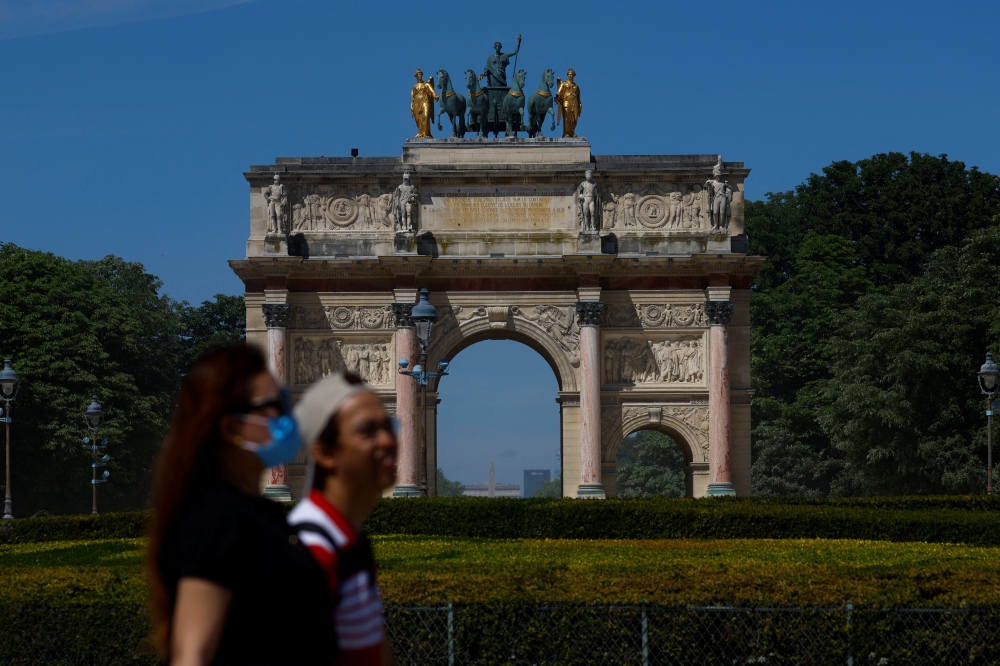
[747, 152, 1000, 495]
[616, 430, 686, 497]
[819, 227, 1000, 495]
[533, 477, 562, 498]
[0, 245, 184, 514]
[0, 244, 246, 514]
[181, 294, 246, 364]
[436, 468, 464, 497]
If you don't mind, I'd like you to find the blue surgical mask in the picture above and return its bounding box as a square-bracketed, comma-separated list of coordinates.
[235, 391, 303, 467]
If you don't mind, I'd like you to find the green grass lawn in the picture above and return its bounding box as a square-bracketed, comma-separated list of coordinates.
[3, 536, 999, 607]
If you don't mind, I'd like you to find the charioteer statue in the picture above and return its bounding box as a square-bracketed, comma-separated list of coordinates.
[479, 35, 520, 136]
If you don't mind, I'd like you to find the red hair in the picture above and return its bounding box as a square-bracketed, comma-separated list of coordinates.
[145, 344, 267, 657]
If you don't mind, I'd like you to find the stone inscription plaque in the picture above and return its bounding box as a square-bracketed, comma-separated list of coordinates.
[423, 190, 575, 231]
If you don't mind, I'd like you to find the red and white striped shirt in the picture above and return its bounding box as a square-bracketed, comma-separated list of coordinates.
[288, 490, 387, 663]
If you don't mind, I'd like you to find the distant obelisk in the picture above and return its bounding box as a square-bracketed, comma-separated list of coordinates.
[488, 461, 496, 498]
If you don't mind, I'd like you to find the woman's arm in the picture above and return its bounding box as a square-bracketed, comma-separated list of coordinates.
[169, 577, 233, 666]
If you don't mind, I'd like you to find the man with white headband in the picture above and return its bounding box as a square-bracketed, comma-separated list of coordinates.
[287, 373, 397, 665]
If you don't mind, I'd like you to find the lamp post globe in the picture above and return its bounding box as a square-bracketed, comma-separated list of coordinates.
[85, 395, 104, 430]
[0, 359, 19, 398]
[979, 352, 1000, 395]
[410, 288, 439, 349]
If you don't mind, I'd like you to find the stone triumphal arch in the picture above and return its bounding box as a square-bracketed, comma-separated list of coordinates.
[231, 139, 763, 500]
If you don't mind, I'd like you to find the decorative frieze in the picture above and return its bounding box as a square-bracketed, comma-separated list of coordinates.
[290, 305, 396, 330]
[291, 185, 396, 232]
[391, 303, 414, 328]
[602, 303, 708, 329]
[604, 336, 704, 385]
[262, 303, 291, 329]
[292, 336, 393, 386]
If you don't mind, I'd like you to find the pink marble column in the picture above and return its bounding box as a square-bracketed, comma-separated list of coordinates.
[705, 300, 735, 496]
[392, 304, 420, 497]
[576, 301, 606, 498]
[262, 303, 291, 501]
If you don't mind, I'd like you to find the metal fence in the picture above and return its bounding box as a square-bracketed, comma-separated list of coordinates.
[385, 603, 1000, 666]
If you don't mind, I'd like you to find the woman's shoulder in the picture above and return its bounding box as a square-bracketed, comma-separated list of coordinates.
[173, 485, 282, 539]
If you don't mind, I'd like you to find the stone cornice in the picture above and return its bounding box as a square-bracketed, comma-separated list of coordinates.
[229, 254, 766, 282]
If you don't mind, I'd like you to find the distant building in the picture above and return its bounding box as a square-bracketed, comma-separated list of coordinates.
[463, 461, 520, 498]
[523, 469, 551, 498]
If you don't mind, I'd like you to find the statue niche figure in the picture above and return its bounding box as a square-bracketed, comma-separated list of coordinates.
[264, 173, 288, 235]
[410, 69, 439, 138]
[392, 171, 419, 233]
[575, 169, 601, 233]
[705, 157, 733, 231]
[555, 69, 582, 138]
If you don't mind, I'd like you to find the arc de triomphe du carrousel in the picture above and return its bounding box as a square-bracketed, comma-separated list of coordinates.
[229, 41, 764, 501]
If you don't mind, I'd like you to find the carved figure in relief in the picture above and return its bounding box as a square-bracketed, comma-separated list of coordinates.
[575, 170, 601, 233]
[602, 197, 617, 229]
[374, 193, 394, 228]
[620, 185, 637, 228]
[355, 188, 374, 229]
[264, 174, 288, 234]
[410, 69, 439, 138]
[667, 191, 683, 228]
[304, 193, 325, 231]
[291, 203, 307, 231]
[392, 172, 418, 233]
[705, 158, 733, 231]
[317, 339, 337, 378]
[435, 70, 467, 138]
[555, 68, 582, 138]
[464, 69, 489, 138]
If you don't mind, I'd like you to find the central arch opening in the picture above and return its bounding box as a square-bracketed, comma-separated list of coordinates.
[433, 339, 561, 497]
[614, 430, 688, 497]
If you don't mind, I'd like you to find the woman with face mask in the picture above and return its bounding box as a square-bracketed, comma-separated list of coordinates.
[146, 345, 335, 666]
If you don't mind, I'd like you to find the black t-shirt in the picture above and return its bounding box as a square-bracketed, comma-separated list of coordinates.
[159, 483, 335, 665]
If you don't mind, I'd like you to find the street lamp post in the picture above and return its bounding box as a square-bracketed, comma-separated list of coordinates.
[978, 352, 1000, 495]
[83, 395, 110, 514]
[398, 289, 450, 497]
[0, 359, 21, 520]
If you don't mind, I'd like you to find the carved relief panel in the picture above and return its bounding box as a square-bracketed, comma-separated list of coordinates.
[603, 333, 705, 386]
[290, 305, 396, 330]
[292, 335, 393, 386]
[428, 303, 581, 360]
[602, 302, 709, 329]
[601, 184, 718, 231]
[603, 404, 711, 463]
[290, 185, 395, 232]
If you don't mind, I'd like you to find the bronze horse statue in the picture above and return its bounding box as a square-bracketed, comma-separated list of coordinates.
[435, 70, 467, 137]
[502, 69, 527, 137]
[527, 68, 556, 138]
[464, 69, 489, 137]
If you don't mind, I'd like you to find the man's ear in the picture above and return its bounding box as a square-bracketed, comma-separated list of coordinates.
[311, 440, 338, 474]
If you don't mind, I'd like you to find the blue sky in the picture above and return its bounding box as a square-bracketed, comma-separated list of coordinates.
[2, 0, 998, 485]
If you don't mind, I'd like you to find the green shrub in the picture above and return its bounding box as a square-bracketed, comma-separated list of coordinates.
[3, 496, 1000, 545]
[367, 496, 1000, 545]
[0, 510, 150, 544]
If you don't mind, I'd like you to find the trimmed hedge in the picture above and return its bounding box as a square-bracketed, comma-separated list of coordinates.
[366, 497, 1000, 545]
[2, 496, 1000, 545]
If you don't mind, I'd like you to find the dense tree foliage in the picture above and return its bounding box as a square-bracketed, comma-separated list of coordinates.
[436, 468, 465, 497]
[0, 244, 244, 515]
[748, 153, 1000, 495]
[616, 430, 686, 497]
